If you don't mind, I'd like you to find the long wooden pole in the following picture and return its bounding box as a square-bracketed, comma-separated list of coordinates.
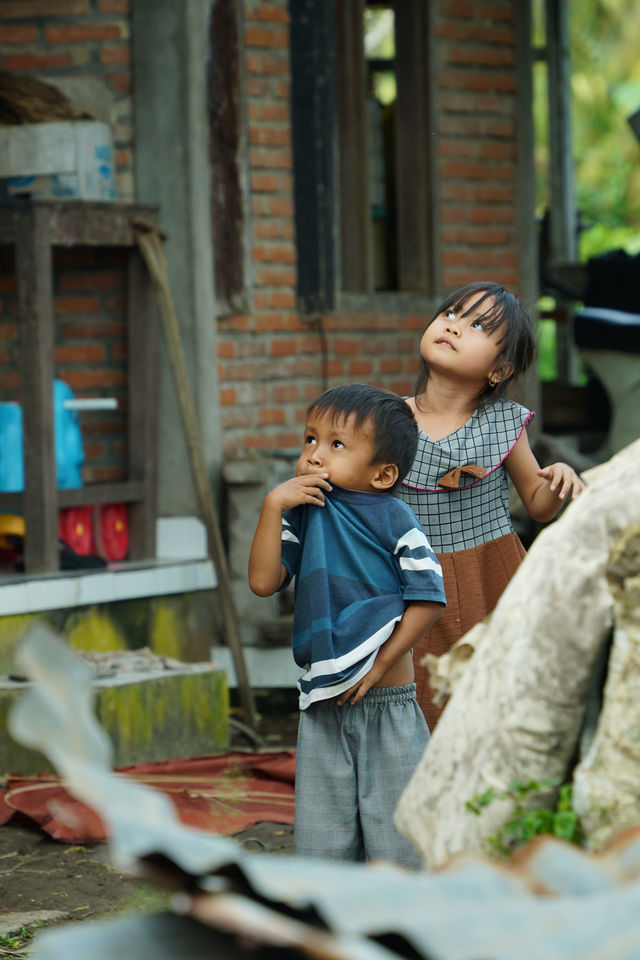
[133, 218, 256, 731]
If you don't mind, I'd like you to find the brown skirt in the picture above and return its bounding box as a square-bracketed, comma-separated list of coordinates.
[413, 531, 526, 731]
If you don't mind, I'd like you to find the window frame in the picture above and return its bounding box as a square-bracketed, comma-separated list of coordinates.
[291, 0, 440, 311]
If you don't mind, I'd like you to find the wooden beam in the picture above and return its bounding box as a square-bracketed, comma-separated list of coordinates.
[394, 0, 438, 294]
[513, 0, 541, 419]
[208, 0, 247, 311]
[0, 201, 159, 247]
[0, 482, 147, 513]
[127, 247, 159, 560]
[335, 0, 373, 293]
[290, 0, 338, 312]
[545, 0, 576, 263]
[16, 205, 57, 573]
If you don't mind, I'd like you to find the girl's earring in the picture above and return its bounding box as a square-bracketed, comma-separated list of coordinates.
[488, 373, 499, 388]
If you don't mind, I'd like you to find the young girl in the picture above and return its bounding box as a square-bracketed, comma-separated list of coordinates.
[398, 281, 585, 730]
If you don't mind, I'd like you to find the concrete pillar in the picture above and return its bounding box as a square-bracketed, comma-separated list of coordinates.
[132, 0, 221, 515]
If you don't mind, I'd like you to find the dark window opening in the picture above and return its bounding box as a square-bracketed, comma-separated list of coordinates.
[365, 5, 397, 290]
[291, 0, 437, 310]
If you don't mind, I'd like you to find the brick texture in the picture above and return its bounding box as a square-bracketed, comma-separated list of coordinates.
[215, 0, 525, 456]
[0, 247, 128, 483]
[436, 0, 520, 291]
[0, 0, 526, 465]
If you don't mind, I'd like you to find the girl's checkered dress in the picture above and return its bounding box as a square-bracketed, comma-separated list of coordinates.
[397, 397, 533, 728]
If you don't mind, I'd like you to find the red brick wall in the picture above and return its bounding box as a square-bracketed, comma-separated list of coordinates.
[52, 248, 128, 483]
[217, 0, 525, 456]
[218, 0, 425, 457]
[0, 0, 527, 471]
[437, 0, 520, 291]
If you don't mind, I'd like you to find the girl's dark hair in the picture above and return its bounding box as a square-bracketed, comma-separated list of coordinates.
[413, 281, 538, 405]
[307, 383, 418, 489]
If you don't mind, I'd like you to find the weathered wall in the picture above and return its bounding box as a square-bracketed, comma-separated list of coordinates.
[0, 0, 533, 472]
[218, 0, 531, 457]
[0, 591, 219, 675]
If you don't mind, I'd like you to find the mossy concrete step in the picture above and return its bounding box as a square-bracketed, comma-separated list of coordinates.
[0, 659, 229, 775]
[0, 591, 220, 677]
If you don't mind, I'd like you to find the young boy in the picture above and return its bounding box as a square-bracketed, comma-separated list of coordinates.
[249, 383, 445, 868]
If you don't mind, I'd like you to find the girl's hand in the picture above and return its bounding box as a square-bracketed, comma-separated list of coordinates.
[537, 462, 585, 502]
[266, 473, 332, 512]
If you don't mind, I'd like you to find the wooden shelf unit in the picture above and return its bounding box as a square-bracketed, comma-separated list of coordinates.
[0, 200, 159, 574]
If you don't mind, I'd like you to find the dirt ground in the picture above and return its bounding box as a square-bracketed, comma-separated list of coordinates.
[0, 707, 299, 955]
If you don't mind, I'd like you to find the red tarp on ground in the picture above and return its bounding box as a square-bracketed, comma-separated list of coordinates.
[0, 750, 296, 843]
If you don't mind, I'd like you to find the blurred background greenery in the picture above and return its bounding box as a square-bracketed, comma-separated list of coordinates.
[533, 0, 640, 383]
[533, 0, 640, 260]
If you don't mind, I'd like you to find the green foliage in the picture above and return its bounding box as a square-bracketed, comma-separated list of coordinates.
[466, 777, 583, 858]
[570, 0, 640, 232]
[537, 317, 558, 382]
[579, 222, 640, 260]
[533, 0, 640, 253]
[0, 922, 43, 958]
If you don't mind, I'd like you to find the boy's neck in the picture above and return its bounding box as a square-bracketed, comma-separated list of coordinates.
[328, 481, 388, 497]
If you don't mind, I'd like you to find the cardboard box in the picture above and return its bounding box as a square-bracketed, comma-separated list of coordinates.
[0, 121, 115, 201]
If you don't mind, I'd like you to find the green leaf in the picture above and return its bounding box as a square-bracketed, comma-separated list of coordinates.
[557, 783, 574, 811]
[466, 787, 495, 815]
[553, 810, 580, 842]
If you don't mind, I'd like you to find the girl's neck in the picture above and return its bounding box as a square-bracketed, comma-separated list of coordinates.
[412, 378, 482, 441]
[421, 376, 479, 415]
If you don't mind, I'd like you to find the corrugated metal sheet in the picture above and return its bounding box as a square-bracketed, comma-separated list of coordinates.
[12, 625, 640, 960]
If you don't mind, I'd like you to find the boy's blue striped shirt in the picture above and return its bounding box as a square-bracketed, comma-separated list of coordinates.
[280, 484, 445, 709]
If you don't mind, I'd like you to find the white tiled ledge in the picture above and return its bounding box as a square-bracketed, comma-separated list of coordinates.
[0, 559, 217, 615]
[211, 645, 299, 689]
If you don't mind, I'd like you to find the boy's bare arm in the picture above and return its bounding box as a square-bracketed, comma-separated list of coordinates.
[248, 497, 288, 597]
[248, 474, 331, 597]
[337, 600, 443, 706]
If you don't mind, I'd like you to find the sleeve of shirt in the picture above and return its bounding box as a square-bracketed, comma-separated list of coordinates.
[489, 400, 535, 466]
[392, 509, 446, 605]
[279, 507, 301, 591]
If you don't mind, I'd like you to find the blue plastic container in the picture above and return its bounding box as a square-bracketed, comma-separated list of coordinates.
[0, 380, 84, 492]
[0, 403, 24, 492]
[53, 379, 84, 489]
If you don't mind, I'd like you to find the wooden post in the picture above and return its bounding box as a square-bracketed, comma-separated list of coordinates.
[394, 0, 438, 294]
[16, 205, 58, 573]
[127, 247, 159, 560]
[133, 222, 257, 731]
[335, 0, 373, 293]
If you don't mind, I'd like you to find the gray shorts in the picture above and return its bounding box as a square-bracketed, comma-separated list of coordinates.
[294, 683, 428, 869]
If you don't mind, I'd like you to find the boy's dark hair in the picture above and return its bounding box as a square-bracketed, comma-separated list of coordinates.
[307, 383, 418, 489]
[414, 281, 538, 404]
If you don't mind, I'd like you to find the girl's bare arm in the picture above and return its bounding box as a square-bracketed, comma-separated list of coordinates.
[505, 429, 585, 523]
